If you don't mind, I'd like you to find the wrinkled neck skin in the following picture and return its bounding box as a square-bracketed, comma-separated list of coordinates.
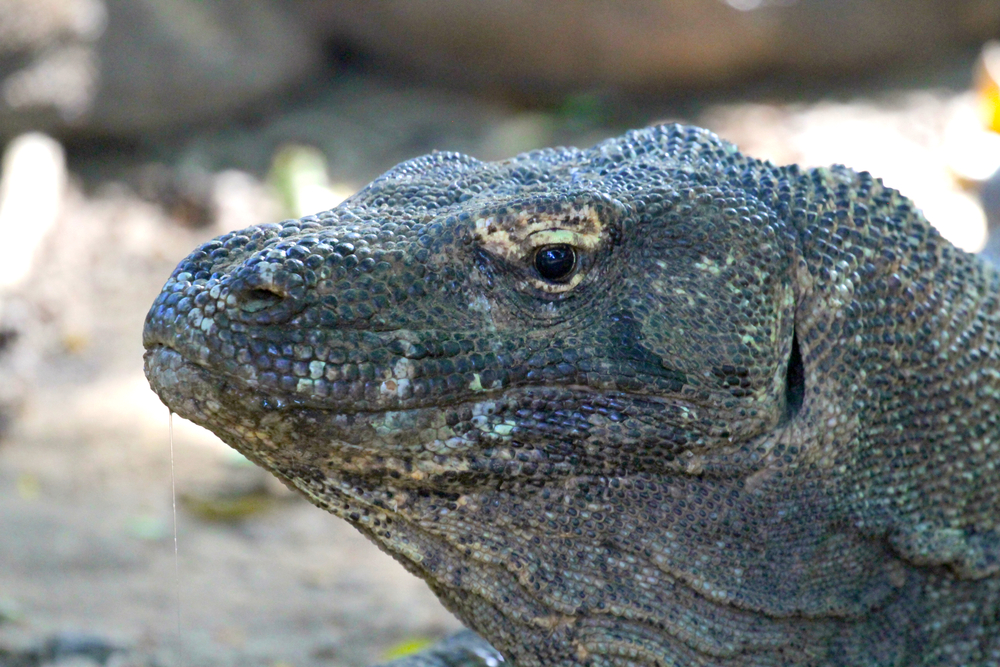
[144, 125, 1000, 666]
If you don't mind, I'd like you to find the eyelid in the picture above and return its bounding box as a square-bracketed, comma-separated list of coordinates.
[526, 229, 598, 252]
[473, 204, 609, 264]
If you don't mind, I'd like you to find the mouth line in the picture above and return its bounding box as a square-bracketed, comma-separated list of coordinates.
[144, 342, 713, 424]
[144, 342, 503, 417]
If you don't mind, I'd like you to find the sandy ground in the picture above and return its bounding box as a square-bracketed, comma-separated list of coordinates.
[0, 58, 997, 667]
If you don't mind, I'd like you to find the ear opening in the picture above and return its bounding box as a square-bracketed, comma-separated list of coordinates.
[784, 330, 805, 421]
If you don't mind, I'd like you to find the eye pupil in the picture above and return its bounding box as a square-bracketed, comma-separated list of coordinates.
[534, 244, 576, 282]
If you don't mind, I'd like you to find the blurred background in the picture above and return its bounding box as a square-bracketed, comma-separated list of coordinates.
[0, 1, 999, 665]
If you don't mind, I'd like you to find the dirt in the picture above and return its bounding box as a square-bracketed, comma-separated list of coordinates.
[0, 60, 994, 667]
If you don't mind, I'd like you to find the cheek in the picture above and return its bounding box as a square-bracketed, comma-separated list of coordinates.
[634, 260, 795, 379]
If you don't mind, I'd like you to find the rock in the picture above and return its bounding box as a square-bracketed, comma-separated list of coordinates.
[0, 632, 123, 667]
[0, 0, 323, 139]
[0, 0, 104, 52]
[294, 0, 1000, 94]
[375, 630, 503, 667]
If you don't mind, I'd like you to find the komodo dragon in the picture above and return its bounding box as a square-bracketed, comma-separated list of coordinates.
[143, 124, 1000, 666]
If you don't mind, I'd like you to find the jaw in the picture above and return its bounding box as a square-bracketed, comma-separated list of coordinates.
[144, 345, 481, 484]
[143, 348, 900, 664]
[144, 339, 779, 498]
[144, 343, 478, 576]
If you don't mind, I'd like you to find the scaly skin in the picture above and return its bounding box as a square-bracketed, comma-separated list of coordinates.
[144, 125, 1000, 666]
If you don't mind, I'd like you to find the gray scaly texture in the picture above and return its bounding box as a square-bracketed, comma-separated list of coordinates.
[144, 125, 1000, 666]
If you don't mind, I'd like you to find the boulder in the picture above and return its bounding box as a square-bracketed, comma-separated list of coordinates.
[0, 0, 323, 139]
[295, 0, 1000, 94]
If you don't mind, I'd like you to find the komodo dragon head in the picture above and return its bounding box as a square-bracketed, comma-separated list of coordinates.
[144, 125, 1000, 665]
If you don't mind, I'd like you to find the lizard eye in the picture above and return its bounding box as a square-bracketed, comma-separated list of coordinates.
[533, 244, 576, 282]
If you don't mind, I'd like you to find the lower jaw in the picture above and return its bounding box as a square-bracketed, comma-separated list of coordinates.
[144, 345, 414, 437]
[144, 345, 489, 482]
